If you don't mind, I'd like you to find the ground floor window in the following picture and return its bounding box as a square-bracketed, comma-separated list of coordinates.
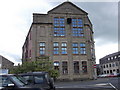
[74, 61, 79, 74]
[82, 61, 87, 73]
[62, 61, 68, 74]
[117, 69, 119, 73]
[54, 61, 60, 70]
[104, 71, 106, 74]
[110, 70, 112, 74]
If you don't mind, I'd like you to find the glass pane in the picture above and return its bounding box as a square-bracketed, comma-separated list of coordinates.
[34, 76, 44, 84]
[54, 17, 65, 37]
[40, 42, 45, 46]
[72, 43, 78, 47]
[53, 42, 59, 46]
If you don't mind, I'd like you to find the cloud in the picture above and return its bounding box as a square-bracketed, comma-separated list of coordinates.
[0, 50, 21, 65]
[0, 0, 52, 65]
[48, 0, 119, 2]
[95, 43, 118, 63]
[75, 2, 118, 44]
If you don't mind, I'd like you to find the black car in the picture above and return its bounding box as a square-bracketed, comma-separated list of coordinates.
[19, 72, 55, 90]
[0, 74, 42, 90]
[117, 73, 120, 77]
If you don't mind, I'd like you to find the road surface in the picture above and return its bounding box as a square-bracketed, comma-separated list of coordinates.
[54, 77, 119, 90]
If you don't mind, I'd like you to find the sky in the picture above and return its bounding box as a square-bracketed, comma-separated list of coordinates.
[0, 0, 119, 65]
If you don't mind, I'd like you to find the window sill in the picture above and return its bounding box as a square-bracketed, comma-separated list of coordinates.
[72, 54, 79, 55]
[72, 36, 84, 37]
[54, 36, 66, 37]
[80, 54, 87, 55]
[61, 54, 67, 55]
[53, 54, 59, 55]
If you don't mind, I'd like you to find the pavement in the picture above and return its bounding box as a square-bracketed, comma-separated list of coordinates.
[56, 87, 115, 90]
[54, 78, 118, 90]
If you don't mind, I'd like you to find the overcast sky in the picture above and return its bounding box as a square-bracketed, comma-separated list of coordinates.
[0, 0, 119, 65]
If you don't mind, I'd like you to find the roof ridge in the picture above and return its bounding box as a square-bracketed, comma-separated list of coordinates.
[48, 1, 88, 15]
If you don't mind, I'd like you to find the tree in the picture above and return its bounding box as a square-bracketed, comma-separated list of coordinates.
[10, 56, 59, 79]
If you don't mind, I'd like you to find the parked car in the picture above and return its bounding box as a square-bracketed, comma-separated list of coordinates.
[107, 74, 117, 77]
[97, 74, 108, 78]
[117, 73, 120, 77]
[18, 72, 55, 90]
[0, 74, 42, 90]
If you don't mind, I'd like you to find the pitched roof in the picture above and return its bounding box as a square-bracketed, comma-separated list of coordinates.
[48, 1, 88, 15]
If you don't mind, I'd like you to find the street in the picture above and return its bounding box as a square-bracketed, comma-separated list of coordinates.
[54, 77, 120, 90]
[108, 77, 120, 90]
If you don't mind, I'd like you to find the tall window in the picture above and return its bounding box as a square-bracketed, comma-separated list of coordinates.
[74, 61, 79, 74]
[82, 61, 87, 73]
[40, 42, 45, 47]
[53, 42, 59, 55]
[53, 42, 59, 47]
[72, 18, 83, 37]
[39, 42, 45, 55]
[80, 43, 86, 47]
[53, 48, 59, 54]
[80, 43, 86, 54]
[91, 44, 95, 58]
[54, 17, 65, 37]
[54, 61, 60, 70]
[72, 43, 78, 54]
[61, 48, 67, 54]
[61, 42, 67, 47]
[61, 42, 67, 54]
[62, 61, 68, 74]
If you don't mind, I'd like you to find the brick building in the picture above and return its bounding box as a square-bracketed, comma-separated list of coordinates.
[22, 1, 96, 80]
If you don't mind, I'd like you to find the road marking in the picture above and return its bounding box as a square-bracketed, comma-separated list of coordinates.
[95, 83, 109, 86]
[109, 83, 118, 90]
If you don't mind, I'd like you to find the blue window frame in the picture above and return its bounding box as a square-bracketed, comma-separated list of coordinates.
[40, 48, 45, 55]
[39, 42, 45, 47]
[53, 48, 59, 54]
[54, 17, 65, 37]
[61, 42, 67, 47]
[53, 42, 59, 47]
[72, 18, 83, 36]
[61, 42, 67, 54]
[80, 47, 86, 54]
[73, 47, 79, 54]
[72, 43, 78, 47]
[61, 47, 67, 54]
[39, 42, 45, 55]
[72, 43, 78, 54]
[80, 43, 86, 47]
[80, 43, 86, 54]
[53, 42, 59, 55]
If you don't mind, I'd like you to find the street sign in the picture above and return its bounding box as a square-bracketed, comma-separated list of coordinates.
[93, 65, 96, 68]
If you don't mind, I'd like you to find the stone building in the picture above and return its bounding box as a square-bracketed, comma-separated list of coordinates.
[22, 1, 96, 80]
[0, 55, 14, 73]
[99, 51, 120, 75]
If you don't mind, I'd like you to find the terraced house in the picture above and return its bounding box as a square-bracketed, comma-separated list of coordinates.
[22, 1, 96, 80]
